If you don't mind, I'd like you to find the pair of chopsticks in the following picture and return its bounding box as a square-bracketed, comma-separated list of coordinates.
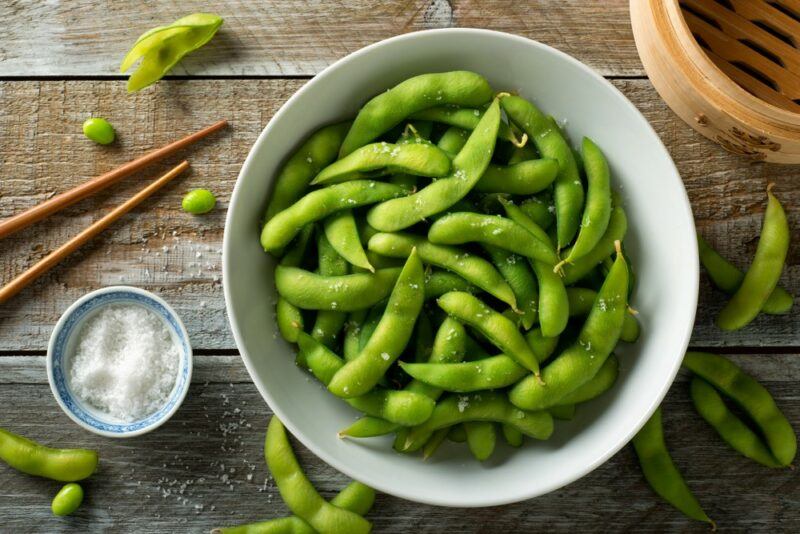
[0, 120, 228, 304]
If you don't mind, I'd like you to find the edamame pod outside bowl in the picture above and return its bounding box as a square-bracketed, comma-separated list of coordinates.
[224, 29, 697, 507]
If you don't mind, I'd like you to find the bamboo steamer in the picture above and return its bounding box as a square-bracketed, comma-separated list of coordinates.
[630, 0, 800, 163]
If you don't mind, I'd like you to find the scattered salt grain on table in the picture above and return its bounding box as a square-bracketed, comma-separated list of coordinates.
[68, 304, 180, 422]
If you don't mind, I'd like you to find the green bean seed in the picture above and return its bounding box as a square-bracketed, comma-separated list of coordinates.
[697, 233, 793, 315]
[474, 159, 558, 195]
[401, 392, 554, 453]
[683, 351, 796, 466]
[510, 242, 628, 410]
[428, 212, 559, 266]
[485, 246, 538, 329]
[465, 422, 496, 461]
[690, 377, 781, 468]
[265, 122, 351, 221]
[261, 180, 407, 253]
[82, 117, 116, 145]
[51, 483, 84, 516]
[501, 94, 584, 249]
[181, 188, 216, 215]
[438, 291, 540, 375]
[324, 210, 373, 272]
[368, 232, 517, 309]
[717, 185, 790, 330]
[340, 71, 494, 156]
[275, 266, 401, 311]
[366, 99, 501, 231]
[328, 249, 425, 398]
[265, 417, 372, 534]
[632, 408, 714, 527]
[0, 428, 98, 482]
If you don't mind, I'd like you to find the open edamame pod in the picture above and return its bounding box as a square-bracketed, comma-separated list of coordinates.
[328, 249, 425, 398]
[275, 266, 401, 311]
[0, 428, 98, 482]
[500, 94, 584, 250]
[510, 242, 628, 410]
[632, 408, 714, 528]
[717, 185, 791, 330]
[683, 351, 796, 466]
[341, 71, 493, 156]
[366, 99, 501, 231]
[264, 417, 372, 534]
[312, 142, 451, 185]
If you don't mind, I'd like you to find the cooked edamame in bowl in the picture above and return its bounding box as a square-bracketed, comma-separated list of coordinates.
[224, 29, 697, 507]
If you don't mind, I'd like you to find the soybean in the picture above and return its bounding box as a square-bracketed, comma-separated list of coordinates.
[51, 483, 84, 516]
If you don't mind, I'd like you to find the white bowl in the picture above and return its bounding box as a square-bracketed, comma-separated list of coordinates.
[224, 28, 697, 507]
[47, 286, 193, 438]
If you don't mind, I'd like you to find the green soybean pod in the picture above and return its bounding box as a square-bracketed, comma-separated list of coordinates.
[276, 298, 305, 343]
[519, 198, 555, 230]
[409, 106, 521, 145]
[400, 354, 527, 393]
[683, 351, 796, 466]
[501, 95, 583, 249]
[358, 301, 386, 350]
[0, 428, 98, 482]
[367, 232, 517, 309]
[423, 270, 477, 300]
[548, 404, 575, 420]
[464, 422, 496, 461]
[531, 259, 569, 338]
[474, 159, 559, 195]
[566, 287, 640, 343]
[340, 71, 494, 156]
[485, 246, 538, 329]
[428, 212, 559, 266]
[632, 408, 714, 527]
[697, 233, 792, 314]
[438, 291, 540, 375]
[717, 186, 791, 330]
[447, 425, 468, 443]
[436, 126, 470, 155]
[343, 310, 368, 361]
[366, 99, 501, 231]
[422, 428, 451, 459]
[690, 377, 781, 468]
[311, 232, 349, 348]
[274, 266, 401, 311]
[328, 249, 425, 398]
[324, 210, 374, 272]
[261, 180, 407, 253]
[557, 354, 619, 405]
[509, 243, 628, 410]
[508, 142, 539, 164]
[561, 205, 628, 285]
[463, 333, 492, 361]
[525, 328, 559, 363]
[264, 417, 372, 534]
[502, 424, 524, 447]
[264, 124, 351, 221]
[559, 137, 612, 267]
[401, 392, 554, 452]
[311, 142, 451, 185]
[51, 483, 84, 516]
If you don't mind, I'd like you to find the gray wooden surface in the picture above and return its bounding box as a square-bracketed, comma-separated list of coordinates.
[1, 1, 798, 532]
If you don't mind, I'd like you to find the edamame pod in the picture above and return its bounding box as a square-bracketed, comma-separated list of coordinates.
[311, 232, 349, 347]
[400, 354, 527, 393]
[561, 205, 628, 285]
[328, 249, 425, 398]
[368, 232, 517, 308]
[519, 198, 555, 230]
[474, 159, 559, 195]
[510, 242, 628, 410]
[485, 246, 538, 329]
[548, 404, 575, 420]
[683, 351, 796, 466]
[465, 422, 496, 461]
[690, 377, 781, 468]
[436, 126, 469, 155]
[274, 266, 401, 311]
[502, 424, 524, 447]
[401, 392, 554, 452]
[501, 95, 584, 249]
[343, 310, 367, 361]
[366, 99, 501, 231]
[276, 297, 304, 343]
[438, 291, 540, 376]
[632, 408, 714, 527]
[340, 71, 494, 156]
[717, 185, 790, 330]
[557, 355, 619, 405]
[324, 210, 373, 272]
[409, 106, 520, 145]
[261, 180, 407, 253]
[312, 142, 451, 185]
[428, 212, 559, 266]
[566, 287, 640, 343]
[0, 428, 98, 482]
[423, 270, 477, 299]
[422, 428, 451, 459]
[697, 233, 793, 315]
[265, 122, 351, 220]
[265, 418, 372, 534]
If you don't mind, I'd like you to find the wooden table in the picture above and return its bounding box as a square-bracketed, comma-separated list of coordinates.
[1, 2, 798, 531]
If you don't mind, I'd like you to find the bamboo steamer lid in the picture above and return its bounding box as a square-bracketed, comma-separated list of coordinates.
[630, 0, 800, 163]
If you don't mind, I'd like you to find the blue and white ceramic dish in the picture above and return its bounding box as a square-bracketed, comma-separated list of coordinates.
[47, 286, 192, 438]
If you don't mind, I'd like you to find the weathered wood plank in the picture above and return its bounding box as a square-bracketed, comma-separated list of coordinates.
[0, 1, 642, 78]
[0, 79, 797, 351]
[0, 353, 797, 532]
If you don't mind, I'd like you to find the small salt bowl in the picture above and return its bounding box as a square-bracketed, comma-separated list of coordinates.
[47, 286, 193, 438]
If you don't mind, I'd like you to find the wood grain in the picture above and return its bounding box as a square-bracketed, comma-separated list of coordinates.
[0, 79, 797, 350]
[0, 0, 642, 77]
[0, 352, 797, 532]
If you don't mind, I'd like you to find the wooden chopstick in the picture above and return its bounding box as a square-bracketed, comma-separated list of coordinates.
[0, 161, 189, 305]
[0, 119, 226, 240]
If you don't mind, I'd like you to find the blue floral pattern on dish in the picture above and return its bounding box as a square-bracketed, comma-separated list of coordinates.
[50, 290, 191, 434]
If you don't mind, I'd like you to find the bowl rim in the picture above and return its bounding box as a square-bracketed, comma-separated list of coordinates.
[223, 27, 698, 506]
[46, 285, 193, 438]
